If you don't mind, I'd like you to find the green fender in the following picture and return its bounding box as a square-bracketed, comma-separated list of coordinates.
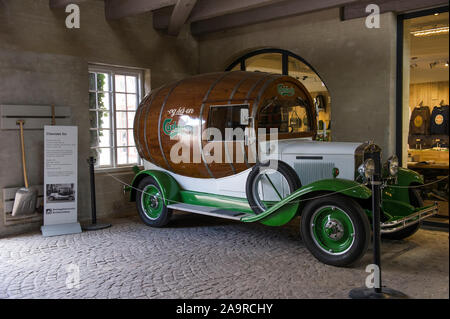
[244, 178, 372, 226]
[382, 167, 424, 217]
[130, 170, 181, 206]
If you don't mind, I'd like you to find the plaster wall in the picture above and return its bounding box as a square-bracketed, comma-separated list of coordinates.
[197, 8, 398, 158]
[0, 0, 198, 236]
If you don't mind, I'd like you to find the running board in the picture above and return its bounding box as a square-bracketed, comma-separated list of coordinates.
[167, 203, 252, 221]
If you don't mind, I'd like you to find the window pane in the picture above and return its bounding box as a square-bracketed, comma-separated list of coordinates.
[98, 93, 110, 111]
[259, 99, 311, 133]
[127, 94, 137, 110]
[89, 73, 96, 91]
[127, 129, 135, 146]
[128, 147, 138, 164]
[98, 129, 110, 147]
[90, 130, 99, 148]
[246, 53, 282, 74]
[127, 111, 136, 128]
[115, 75, 126, 92]
[97, 148, 111, 166]
[97, 73, 110, 91]
[98, 111, 110, 129]
[89, 92, 97, 109]
[89, 111, 98, 129]
[116, 111, 127, 128]
[126, 76, 137, 93]
[230, 64, 241, 71]
[116, 129, 128, 147]
[288, 56, 324, 92]
[117, 147, 128, 165]
[116, 93, 126, 110]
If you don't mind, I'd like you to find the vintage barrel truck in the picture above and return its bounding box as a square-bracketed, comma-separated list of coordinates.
[126, 71, 437, 267]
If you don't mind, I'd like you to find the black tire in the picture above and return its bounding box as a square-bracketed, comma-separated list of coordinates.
[382, 188, 423, 240]
[300, 195, 370, 267]
[246, 160, 301, 214]
[136, 176, 172, 227]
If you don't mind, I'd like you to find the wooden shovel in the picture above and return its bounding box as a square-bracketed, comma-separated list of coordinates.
[11, 120, 37, 216]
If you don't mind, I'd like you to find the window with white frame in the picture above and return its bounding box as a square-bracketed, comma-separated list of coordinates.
[89, 65, 143, 168]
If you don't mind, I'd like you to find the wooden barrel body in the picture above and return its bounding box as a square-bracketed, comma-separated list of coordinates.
[134, 71, 316, 179]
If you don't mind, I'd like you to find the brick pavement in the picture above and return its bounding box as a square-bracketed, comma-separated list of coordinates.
[0, 213, 448, 299]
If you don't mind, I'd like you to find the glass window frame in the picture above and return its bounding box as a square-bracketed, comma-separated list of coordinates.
[206, 104, 250, 142]
[88, 64, 144, 169]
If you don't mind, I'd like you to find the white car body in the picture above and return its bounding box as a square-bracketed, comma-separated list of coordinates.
[144, 138, 362, 199]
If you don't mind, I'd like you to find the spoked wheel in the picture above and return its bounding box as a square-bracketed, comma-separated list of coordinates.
[300, 195, 370, 267]
[136, 176, 172, 227]
[245, 160, 301, 214]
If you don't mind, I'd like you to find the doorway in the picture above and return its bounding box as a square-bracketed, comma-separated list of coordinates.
[398, 7, 449, 226]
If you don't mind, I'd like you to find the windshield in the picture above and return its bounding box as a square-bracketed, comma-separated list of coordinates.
[258, 97, 312, 134]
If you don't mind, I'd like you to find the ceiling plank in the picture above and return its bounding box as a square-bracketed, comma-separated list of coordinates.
[105, 0, 177, 20]
[49, 0, 88, 9]
[188, 0, 288, 22]
[168, 0, 197, 36]
[191, 0, 358, 35]
[342, 0, 449, 20]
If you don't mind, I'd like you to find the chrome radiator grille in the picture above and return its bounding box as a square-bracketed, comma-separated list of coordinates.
[294, 161, 335, 186]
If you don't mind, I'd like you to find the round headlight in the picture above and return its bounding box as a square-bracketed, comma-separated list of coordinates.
[387, 155, 399, 176]
[358, 158, 375, 180]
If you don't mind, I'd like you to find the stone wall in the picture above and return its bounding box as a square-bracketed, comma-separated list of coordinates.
[0, 0, 198, 237]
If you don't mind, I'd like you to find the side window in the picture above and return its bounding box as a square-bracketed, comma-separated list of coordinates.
[207, 104, 249, 141]
[259, 98, 311, 134]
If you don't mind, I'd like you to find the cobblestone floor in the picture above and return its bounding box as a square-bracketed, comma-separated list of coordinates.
[0, 213, 448, 299]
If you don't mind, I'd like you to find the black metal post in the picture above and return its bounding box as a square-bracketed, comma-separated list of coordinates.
[82, 157, 112, 231]
[89, 157, 97, 225]
[349, 150, 408, 299]
[371, 152, 383, 294]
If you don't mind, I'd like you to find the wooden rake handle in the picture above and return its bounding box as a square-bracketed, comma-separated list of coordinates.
[16, 120, 29, 188]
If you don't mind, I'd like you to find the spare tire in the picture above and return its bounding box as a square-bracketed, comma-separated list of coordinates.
[246, 160, 301, 214]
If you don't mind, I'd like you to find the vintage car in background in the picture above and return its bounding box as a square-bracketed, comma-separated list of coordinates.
[126, 71, 437, 267]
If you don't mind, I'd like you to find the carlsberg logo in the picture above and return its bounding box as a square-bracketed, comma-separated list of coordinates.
[163, 119, 192, 137]
[277, 84, 295, 97]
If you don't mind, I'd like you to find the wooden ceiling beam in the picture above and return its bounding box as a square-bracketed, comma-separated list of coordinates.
[168, 0, 197, 36]
[105, 0, 177, 20]
[342, 0, 449, 20]
[190, 0, 358, 35]
[188, 0, 288, 22]
[49, 0, 88, 9]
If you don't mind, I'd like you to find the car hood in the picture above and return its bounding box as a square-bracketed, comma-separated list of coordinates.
[278, 139, 362, 155]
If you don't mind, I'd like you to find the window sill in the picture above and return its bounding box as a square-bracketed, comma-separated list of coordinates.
[94, 165, 143, 175]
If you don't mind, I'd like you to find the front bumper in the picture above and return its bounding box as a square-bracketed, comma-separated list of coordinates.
[380, 202, 439, 234]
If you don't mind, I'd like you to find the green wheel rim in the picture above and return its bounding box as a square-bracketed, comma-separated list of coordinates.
[141, 185, 163, 220]
[310, 206, 355, 255]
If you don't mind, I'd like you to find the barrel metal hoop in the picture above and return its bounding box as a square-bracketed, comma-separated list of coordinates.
[143, 86, 165, 163]
[241, 73, 275, 168]
[252, 74, 284, 120]
[157, 80, 184, 172]
[134, 104, 143, 158]
[199, 72, 233, 179]
[135, 94, 152, 158]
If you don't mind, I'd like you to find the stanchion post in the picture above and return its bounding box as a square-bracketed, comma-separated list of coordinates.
[349, 150, 408, 299]
[82, 156, 112, 231]
[88, 157, 97, 225]
[371, 151, 382, 294]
